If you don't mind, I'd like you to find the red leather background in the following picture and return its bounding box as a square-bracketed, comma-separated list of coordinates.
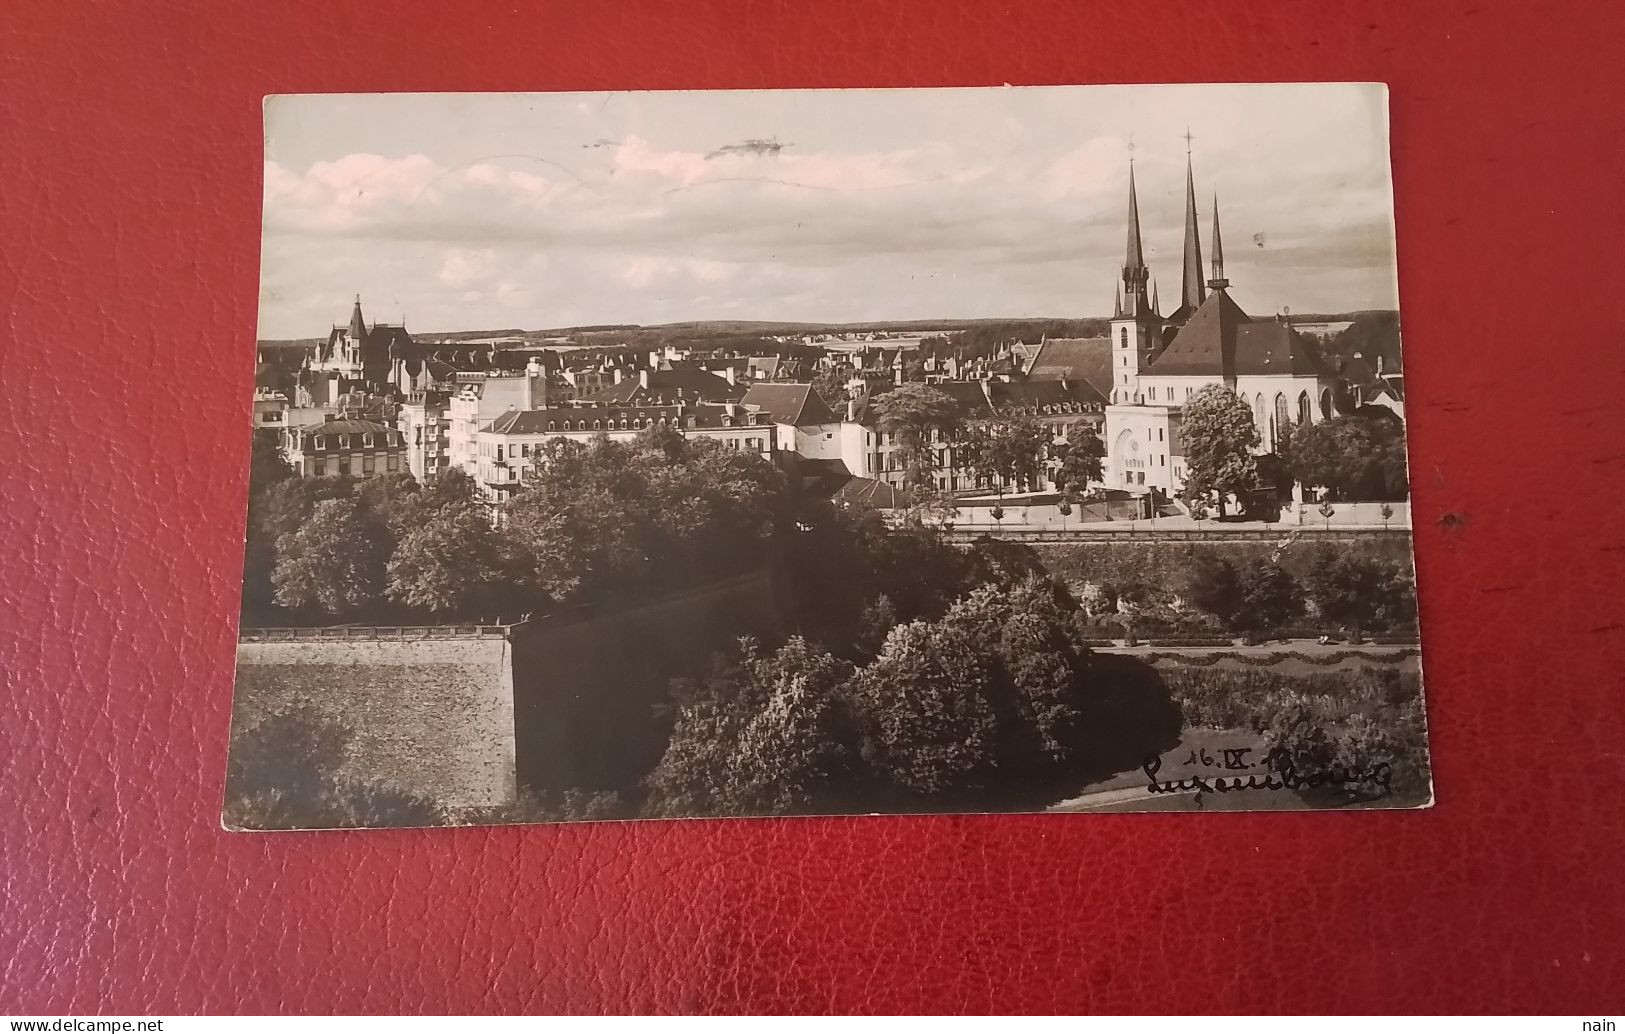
[3, 0, 1623, 1014]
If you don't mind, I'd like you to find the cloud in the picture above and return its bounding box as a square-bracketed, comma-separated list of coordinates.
[256, 89, 1400, 337]
[437, 247, 496, 288]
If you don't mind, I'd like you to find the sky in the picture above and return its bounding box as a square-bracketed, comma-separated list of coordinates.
[258, 84, 1399, 338]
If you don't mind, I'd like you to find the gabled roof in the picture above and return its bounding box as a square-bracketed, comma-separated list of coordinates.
[1147, 289, 1250, 377]
[740, 383, 839, 426]
[1024, 337, 1113, 398]
[1151, 290, 1326, 379]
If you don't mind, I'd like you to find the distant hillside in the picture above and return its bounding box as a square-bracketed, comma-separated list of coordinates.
[258, 311, 1402, 363]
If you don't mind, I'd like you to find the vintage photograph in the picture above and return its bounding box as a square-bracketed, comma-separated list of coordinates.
[229, 84, 1428, 830]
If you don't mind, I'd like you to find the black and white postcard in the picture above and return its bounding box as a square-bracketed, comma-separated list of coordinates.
[230, 84, 1428, 829]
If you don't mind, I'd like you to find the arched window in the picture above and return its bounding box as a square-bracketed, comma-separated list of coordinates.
[1297, 391, 1312, 425]
[1274, 393, 1290, 440]
[1254, 394, 1266, 438]
[1119, 328, 1128, 349]
[547, 421, 556, 431]
[592, 420, 601, 430]
[1320, 388, 1334, 420]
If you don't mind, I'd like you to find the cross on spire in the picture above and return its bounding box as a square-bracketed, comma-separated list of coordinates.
[1183, 127, 1194, 154]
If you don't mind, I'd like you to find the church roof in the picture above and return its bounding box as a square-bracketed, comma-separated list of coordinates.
[1150, 290, 1326, 379]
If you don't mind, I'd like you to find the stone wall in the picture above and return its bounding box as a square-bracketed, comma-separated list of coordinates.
[230, 569, 780, 811]
[233, 632, 518, 810]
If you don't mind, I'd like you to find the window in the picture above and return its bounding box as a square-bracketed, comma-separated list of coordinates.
[496, 445, 504, 461]
[363, 433, 373, 448]
[338, 457, 351, 476]
[1119, 328, 1127, 348]
[387, 455, 398, 472]
[339, 435, 349, 449]
[314, 436, 326, 450]
[363, 455, 375, 474]
[1160, 455, 1165, 467]
[1158, 428, 1163, 442]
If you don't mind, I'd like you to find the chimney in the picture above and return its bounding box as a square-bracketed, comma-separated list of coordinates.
[614, 367, 624, 385]
[1376, 355, 1385, 376]
[639, 369, 650, 390]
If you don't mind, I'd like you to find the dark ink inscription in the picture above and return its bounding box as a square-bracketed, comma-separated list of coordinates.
[1144, 748, 1394, 799]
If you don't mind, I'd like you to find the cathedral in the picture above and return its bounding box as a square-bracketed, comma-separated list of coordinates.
[1101, 153, 1348, 501]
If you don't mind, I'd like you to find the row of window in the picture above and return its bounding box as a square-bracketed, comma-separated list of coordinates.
[297, 431, 401, 451]
[312, 454, 401, 476]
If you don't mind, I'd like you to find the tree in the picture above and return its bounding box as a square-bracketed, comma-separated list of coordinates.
[871, 383, 961, 492]
[249, 432, 294, 492]
[849, 619, 999, 794]
[504, 429, 787, 607]
[1053, 423, 1105, 502]
[243, 475, 358, 621]
[644, 637, 857, 817]
[1289, 413, 1409, 501]
[387, 502, 512, 619]
[937, 580, 1093, 767]
[271, 497, 391, 618]
[1233, 561, 1303, 642]
[1183, 554, 1243, 626]
[1306, 550, 1407, 643]
[958, 415, 1050, 496]
[1179, 385, 1260, 517]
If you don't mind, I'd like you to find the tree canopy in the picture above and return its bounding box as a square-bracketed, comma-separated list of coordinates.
[1053, 422, 1106, 502]
[870, 383, 962, 492]
[1179, 385, 1261, 516]
[1289, 413, 1408, 501]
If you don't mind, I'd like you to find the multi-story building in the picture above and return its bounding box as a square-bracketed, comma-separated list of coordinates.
[472, 402, 776, 506]
[283, 416, 406, 479]
[445, 362, 549, 478]
[252, 387, 288, 434]
[396, 389, 451, 482]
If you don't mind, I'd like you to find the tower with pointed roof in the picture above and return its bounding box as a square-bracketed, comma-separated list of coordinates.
[1207, 194, 1229, 291]
[1173, 147, 1207, 322]
[1108, 162, 1167, 404]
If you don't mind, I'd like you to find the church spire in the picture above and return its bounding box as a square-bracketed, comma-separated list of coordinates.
[1180, 142, 1206, 313]
[1125, 162, 1146, 271]
[1119, 161, 1151, 318]
[1113, 283, 1122, 318]
[1151, 278, 1161, 315]
[1207, 192, 1229, 291]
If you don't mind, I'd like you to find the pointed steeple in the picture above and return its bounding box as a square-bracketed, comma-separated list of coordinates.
[1208, 193, 1229, 291]
[1180, 146, 1206, 313]
[1125, 163, 1146, 271]
[1118, 161, 1151, 318]
[1113, 283, 1123, 318]
[1151, 278, 1161, 316]
[348, 294, 367, 342]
